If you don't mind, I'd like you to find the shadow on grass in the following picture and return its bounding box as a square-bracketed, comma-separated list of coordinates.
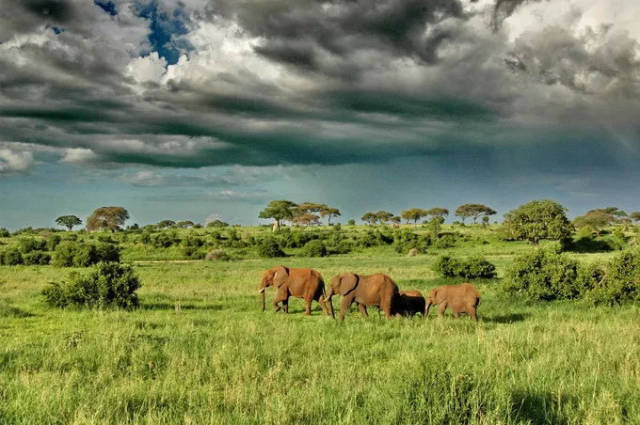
[483, 312, 530, 324]
[140, 302, 223, 311]
[0, 302, 34, 318]
[511, 391, 576, 425]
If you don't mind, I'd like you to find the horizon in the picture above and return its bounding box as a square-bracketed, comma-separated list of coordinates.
[2, 1, 640, 229]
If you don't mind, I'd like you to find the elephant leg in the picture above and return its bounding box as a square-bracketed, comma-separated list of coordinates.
[304, 298, 312, 316]
[453, 310, 459, 319]
[438, 303, 447, 317]
[273, 286, 288, 313]
[339, 294, 355, 321]
[466, 306, 478, 322]
[283, 298, 289, 314]
[358, 304, 368, 317]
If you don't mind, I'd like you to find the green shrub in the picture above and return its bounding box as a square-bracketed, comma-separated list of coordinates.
[51, 241, 78, 267]
[95, 243, 120, 263]
[589, 250, 640, 305]
[0, 228, 10, 238]
[47, 234, 62, 251]
[504, 249, 582, 300]
[205, 249, 230, 261]
[257, 237, 286, 258]
[151, 232, 178, 248]
[17, 238, 46, 254]
[329, 240, 353, 255]
[393, 230, 431, 254]
[42, 262, 141, 309]
[23, 251, 51, 265]
[52, 242, 119, 267]
[2, 248, 23, 265]
[433, 256, 496, 279]
[302, 240, 327, 257]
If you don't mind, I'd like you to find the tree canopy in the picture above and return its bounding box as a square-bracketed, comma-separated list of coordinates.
[455, 204, 496, 224]
[259, 200, 298, 231]
[631, 212, 640, 222]
[574, 208, 626, 236]
[55, 215, 82, 231]
[86, 207, 129, 232]
[502, 200, 573, 244]
[401, 208, 428, 225]
[426, 207, 449, 218]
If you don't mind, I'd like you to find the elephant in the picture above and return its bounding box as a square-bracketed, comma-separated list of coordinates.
[426, 283, 480, 321]
[324, 272, 399, 321]
[259, 265, 331, 316]
[397, 290, 426, 317]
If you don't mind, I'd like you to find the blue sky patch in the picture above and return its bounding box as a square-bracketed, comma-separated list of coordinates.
[134, 1, 192, 65]
[94, 0, 117, 16]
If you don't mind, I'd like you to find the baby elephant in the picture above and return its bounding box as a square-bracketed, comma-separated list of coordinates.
[426, 283, 480, 321]
[397, 290, 426, 317]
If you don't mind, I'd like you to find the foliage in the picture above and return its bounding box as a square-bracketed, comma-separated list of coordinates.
[259, 200, 298, 230]
[426, 207, 449, 218]
[455, 204, 496, 224]
[393, 229, 431, 253]
[157, 220, 176, 229]
[347, 219, 356, 226]
[401, 208, 428, 225]
[1, 248, 23, 265]
[23, 251, 51, 265]
[302, 240, 327, 257]
[427, 216, 444, 237]
[55, 215, 82, 231]
[257, 237, 286, 258]
[17, 238, 47, 254]
[432, 255, 496, 279]
[205, 249, 230, 261]
[573, 209, 616, 236]
[52, 242, 120, 267]
[504, 249, 584, 300]
[42, 263, 141, 309]
[206, 220, 229, 228]
[0, 227, 10, 237]
[631, 212, 640, 222]
[589, 250, 640, 305]
[86, 207, 129, 232]
[502, 200, 573, 245]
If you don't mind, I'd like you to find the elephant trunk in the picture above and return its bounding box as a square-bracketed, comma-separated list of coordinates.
[260, 288, 266, 312]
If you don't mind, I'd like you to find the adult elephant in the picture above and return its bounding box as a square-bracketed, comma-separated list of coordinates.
[259, 265, 331, 316]
[325, 272, 399, 321]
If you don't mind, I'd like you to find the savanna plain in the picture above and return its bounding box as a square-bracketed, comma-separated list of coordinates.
[1, 224, 639, 425]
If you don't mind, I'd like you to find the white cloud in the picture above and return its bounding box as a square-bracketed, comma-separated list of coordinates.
[0, 148, 33, 174]
[126, 52, 167, 84]
[60, 148, 99, 164]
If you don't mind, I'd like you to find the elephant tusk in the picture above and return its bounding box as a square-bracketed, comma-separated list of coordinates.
[259, 288, 266, 294]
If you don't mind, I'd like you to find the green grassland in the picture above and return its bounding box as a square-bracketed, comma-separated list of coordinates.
[1, 225, 639, 424]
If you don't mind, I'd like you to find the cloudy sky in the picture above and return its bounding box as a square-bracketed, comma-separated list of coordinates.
[1, 0, 639, 228]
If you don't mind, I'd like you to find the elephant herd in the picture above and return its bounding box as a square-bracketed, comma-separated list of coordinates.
[259, 265, 481, 321]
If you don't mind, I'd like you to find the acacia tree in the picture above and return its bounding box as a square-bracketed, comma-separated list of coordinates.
[176, 220, 194, 228]
[259, 200, 298, 232]
[455, 204, 496, 224]
[401, 208, 427, 226]
[361, 212, 378, 225]
[320, 207, 341, 225]
[426, 208, 449, 219]
[157, 220, 176, 229]
[55, 215, 82, 231]
[502, 200, 573, 244]
[292, 212, 320, 227]
[375, 211, 394, 224]
[631, 212, 640, 222]
[86, 207, 129, 232]
[574, 208, 625, 236]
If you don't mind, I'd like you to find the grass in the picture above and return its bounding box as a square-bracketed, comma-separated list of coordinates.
[1, 228, 640, 424]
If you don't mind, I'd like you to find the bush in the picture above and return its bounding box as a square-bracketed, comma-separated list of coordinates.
[504, 249, 582, 300]
[17, 238, 47, 254]
[393, 230, 431, 254]
[47, 234, 62, 251]
[23, 251, 51, 265]
[151, 232, 178, 248]
[52, 242, 120, 267]
[433, 255, 497, 279]
[2, 248, 23, 265]
[257, 237, 286, 258]
[589, 250, 640, 305]
[0, 228, 10, 238]
[302, 240, 327, 257]
[42, 262, 141, 309]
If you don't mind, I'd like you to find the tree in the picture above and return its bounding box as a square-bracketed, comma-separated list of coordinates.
[361, 212, 378, 225]
[574, 208, 622, 236]
[455, 204, 496, 224]
[320, 207, 341, 225]
[502, 200, 573, 244]
[157, 220, 176, 229]
[426, 208, 449, 218]
[428, 216, 445, 237]
[86, 207, 129, 232]
[375, 210, 394, 224]
[55, 215, 82, 231]
[391, 216, 401, 224]
[292, 212, 320, 227]
[401, 208, 428, 225]
[176, 220, 194, 228]
[631, 212, 640, 222]
[258, 200, 298, 232]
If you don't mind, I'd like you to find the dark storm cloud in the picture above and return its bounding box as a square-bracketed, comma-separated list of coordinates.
[209, 0, 467, 73]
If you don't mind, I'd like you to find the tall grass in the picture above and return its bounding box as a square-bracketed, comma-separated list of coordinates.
[1, 234, 639, 424]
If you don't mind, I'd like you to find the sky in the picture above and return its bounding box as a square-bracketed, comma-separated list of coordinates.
[1, 0, 640, 229]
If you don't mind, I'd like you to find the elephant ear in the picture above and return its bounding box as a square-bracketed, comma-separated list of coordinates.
[273, 265, 290, 287]
[339, 273, 359, 295]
